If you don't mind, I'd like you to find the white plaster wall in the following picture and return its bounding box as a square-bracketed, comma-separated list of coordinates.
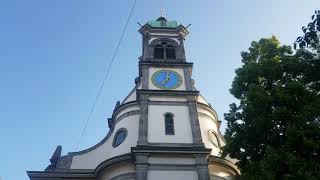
[149, 96, 187, 102]
[197, 94, 209, 105]
[148, 105, 193, 143]
[197, 107, 217, 122]
[70, 114, 139, 169]
[115, 105, 139, 119]
[149, 67, 186, 90]
[148, 157, 195, 165]
[148, 171, 198, 180]
[198, 113, 221, 156]
[98, 162, 135, 180]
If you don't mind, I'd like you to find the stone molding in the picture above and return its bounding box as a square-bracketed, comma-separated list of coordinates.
[139, 61, 193, 68]
[148, 164, 196, 171]
[137, 89, 199, 97]
[138, 24, 189, 38]
[208, 156, 241, 176]
[28, 154, 133, 180]
[95, 154, 133, 176]
[113, 101, 139, 119]
[115, 110, 140, 125]
[132, 145, 211, 155]
[196, 102, 219, 122]
[110, 173, 136, 180]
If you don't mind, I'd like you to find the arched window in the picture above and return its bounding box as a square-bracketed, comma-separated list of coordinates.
[166, 45, 176, 59]
[112, 128, 127, 147]
[154, 42, 176, 59]
[164, 113, 174, 135]
[154, 44, 164, 59]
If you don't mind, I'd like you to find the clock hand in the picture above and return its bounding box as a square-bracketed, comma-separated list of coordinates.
[161, 72, 170, 85]
[163, 72, 171, 85]
[165, 72, 169, 81]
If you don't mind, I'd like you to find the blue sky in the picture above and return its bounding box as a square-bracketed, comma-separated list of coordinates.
[0, 0, 319, 179]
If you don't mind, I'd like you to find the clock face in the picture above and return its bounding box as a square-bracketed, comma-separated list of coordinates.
[151, 70, 182, 90]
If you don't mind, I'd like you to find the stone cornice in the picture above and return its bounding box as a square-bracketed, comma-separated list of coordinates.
[208, 156, 241, 176]
[137, 89, 199, 97]
[139, 61, 193, 67]
[132, 144, 211, 155]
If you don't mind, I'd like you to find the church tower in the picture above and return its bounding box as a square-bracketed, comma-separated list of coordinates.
[28, 16, 240, 180]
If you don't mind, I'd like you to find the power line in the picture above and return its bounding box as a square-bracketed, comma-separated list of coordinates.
[74, 0, 137, 151]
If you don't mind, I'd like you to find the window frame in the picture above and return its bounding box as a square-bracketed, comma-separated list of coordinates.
[154, 44, 165, 59]
[208, 130, 221, 147]
[164, 113, 175, 135]
[112, 128, 128, 148]
[165, 45, 176, 59]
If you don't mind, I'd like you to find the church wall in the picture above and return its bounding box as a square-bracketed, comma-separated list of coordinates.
[114, 105, 140, 119]
[149, 96, 187, 102]
[148, 67, 186, 91]
[98, 161, 135, 180]
[148, 156, 196, 165]
[70, 114, 139, 169]
[197, 95, 209, 105]
[198, 109, 221, 156]
[148, 105, 193, 143]
[147, 170, 198, 180]
[197, 107, 217, 122]
[146, 156, 198, 180]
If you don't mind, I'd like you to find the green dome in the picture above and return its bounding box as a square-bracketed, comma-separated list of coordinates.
[147, 17, 179, 29]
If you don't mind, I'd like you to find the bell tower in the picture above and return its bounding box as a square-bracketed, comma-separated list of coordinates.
[133, 16, 210, 180]
[139, 16, 187, 62]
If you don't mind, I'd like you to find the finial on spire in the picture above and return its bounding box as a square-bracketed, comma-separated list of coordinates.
[160, 8, 164, 17]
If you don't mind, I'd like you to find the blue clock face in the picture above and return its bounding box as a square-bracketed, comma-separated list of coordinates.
[151, 70, 182, 90]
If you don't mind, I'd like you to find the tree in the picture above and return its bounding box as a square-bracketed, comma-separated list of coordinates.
[295, 10, 320, 52]
[222, 12, 320, 179]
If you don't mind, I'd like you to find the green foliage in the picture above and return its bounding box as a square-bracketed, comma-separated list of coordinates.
[222, 35, 320, 179]
[295, 10, 320, 52]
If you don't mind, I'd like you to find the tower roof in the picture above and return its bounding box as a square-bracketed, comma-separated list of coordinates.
[147, 16, 179, 29]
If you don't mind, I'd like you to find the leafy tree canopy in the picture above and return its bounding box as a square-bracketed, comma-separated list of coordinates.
[222, 11, 320, 180]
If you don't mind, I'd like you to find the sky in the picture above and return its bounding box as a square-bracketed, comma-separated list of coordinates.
[0, 0, 319, 179]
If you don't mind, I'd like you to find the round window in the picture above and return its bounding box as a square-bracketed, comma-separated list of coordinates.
[112, 128, 127, 147]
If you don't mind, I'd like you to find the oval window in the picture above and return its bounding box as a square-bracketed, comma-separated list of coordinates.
[112, 128, 127, 147]
[208, 130, 220, 147]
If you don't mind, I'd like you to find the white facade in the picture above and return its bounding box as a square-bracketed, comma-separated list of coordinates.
[148, 104, 193, 143]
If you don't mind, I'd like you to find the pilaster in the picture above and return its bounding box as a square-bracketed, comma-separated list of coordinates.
[187, 95, 204, 145]
[137, 94, 149, 145]
[134, 153, 149, 180]
[195, 154, 210, 180]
